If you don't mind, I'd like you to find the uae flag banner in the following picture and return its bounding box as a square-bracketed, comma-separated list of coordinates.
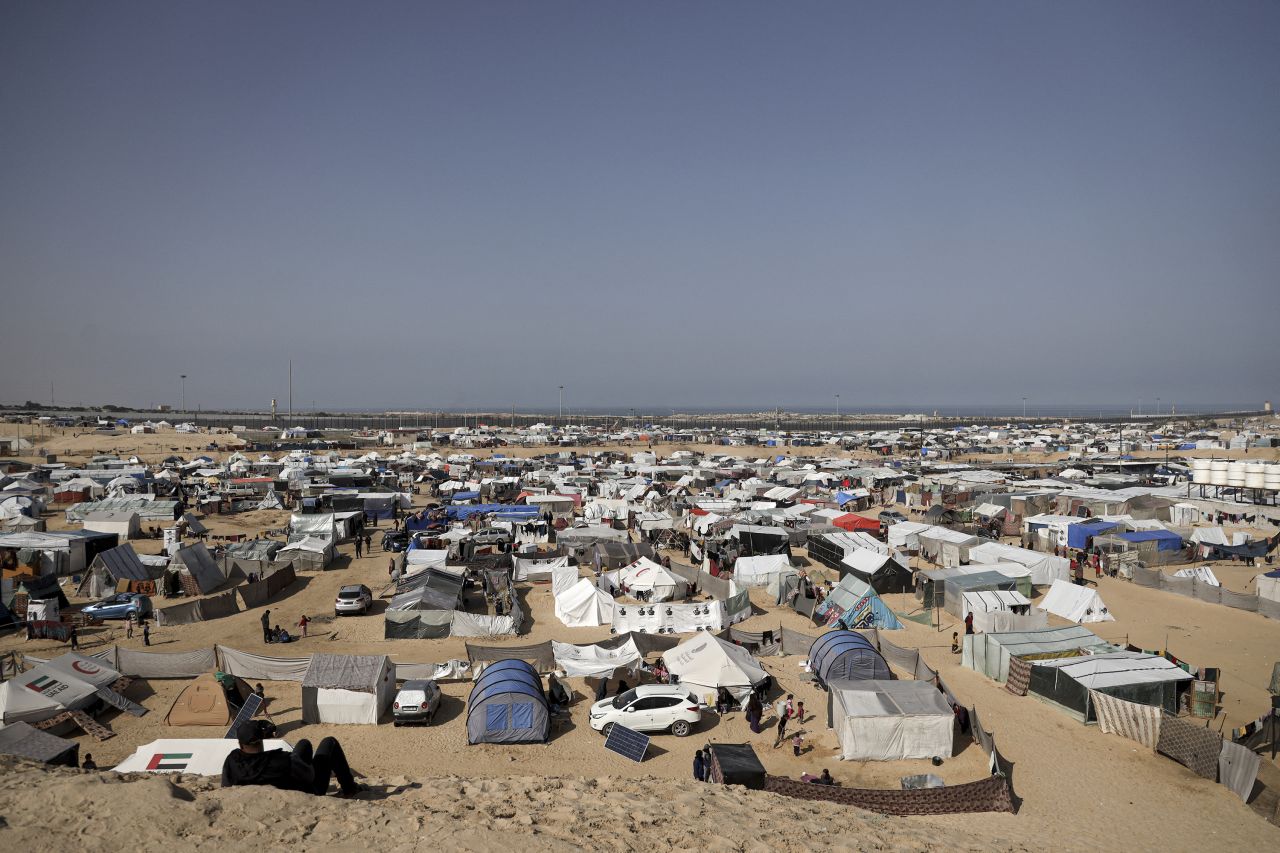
[146, 753, 193, 771]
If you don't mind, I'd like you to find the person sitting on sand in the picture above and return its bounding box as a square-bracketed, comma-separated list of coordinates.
[951, 632, 961, 654]
[222, 720, 363, 798]
[814, 769, 834, 786]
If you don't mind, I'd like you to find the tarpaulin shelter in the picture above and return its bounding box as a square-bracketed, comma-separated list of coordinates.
[0, 721, 79, 766]
[0, 652, 121, 724]
[815, 575, 903, 630]
[169, 542, 225, 594]
[1028, 652, 1193, 721]
[963, 625, 1112, 683]
[466, 659, 549, 744]
[554, 578, 614, 628]
[665, 633, 768, 704]
[1114, 530, 1183, 552]
[808, 630, 891, 686]
[1066, 519, 1121, 549]
[301, 654, 395, 725]
[705, 743, 766, 789]
[838, 549, 913, 593]
[827, 679, 955, 761]
[114, 738, 292, 775]
[1041, 579, 1114, 623]
[832, 513, 880, 533]
[77, 543, 153, 598]
[591, 541, 656, 572]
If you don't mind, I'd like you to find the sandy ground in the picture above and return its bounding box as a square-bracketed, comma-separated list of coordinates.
[3, 428, 1280, 848]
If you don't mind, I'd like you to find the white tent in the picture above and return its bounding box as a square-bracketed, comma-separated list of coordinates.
[618, 557, 687, 602]
[82, 510, 140, 539]
[554, 578, 615, 628]
[1255, 571, 1280, 603]
[968, 541, 1070, 587]
[885, 521, 931, 550]
[665, 633, 768, 704]
[0, 653, 120, 724]
[1172, 566, 1220, 586]
[257, 490, 284, 510]
[114, 738, 292, 774]
[301, 654, 395, 725]
[551, 639, 642, 678]
[829, 679, 955, 761]
[1041, 579, 1114, 623]
[961, 590, 1045, 633]
[732, 554, 796, 590]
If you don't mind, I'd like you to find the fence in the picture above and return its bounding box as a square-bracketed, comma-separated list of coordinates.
[1128, 566, 1280, 619]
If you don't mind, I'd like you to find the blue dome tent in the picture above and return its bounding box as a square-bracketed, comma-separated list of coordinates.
[466, 659, 549, 744]
[808, 631, 891, 686]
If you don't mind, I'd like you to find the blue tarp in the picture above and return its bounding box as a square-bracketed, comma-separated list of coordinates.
[835, 491, 856, 506]
[1115, 530, 1183, 552]
[1067, 519, 1120, 549]
[1178, 443, 1197, 450]
[450, 491, 480, 501]
[446, 504, 540, 521]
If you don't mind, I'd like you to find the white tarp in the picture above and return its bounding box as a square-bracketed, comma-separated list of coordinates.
[1041, 579, 1115, 623]
[551, 639, 642, 678]
[1172, 566, 1220, 586]
[618, 557, 687, 602]
[0, 653, 116, 724]
[968, 541, 1070, 587]
[830, 679, 955, 761]
[665, 633, 767, 704]
[554, 578, 614, 628]
[216, 646, 312, 682]
[732, 555, 794, 588]
[512, 554, 569, 581]
[404, 548, 449, 569]
[114, 738, 292, 775]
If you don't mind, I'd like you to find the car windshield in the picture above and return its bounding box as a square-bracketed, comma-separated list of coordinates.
[611, 688, 638, 710]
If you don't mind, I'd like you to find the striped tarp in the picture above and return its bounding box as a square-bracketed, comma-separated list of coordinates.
[1005, 656, 1032, 696]
[1089, 689, 1161, 750]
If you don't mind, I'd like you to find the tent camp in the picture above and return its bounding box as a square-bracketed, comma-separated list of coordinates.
[0, 652, 121, 724]
[827, 679, 955, 761]
[808, 630, 891, 686]
[301, 654, 395, 725]
[731, 554, 796, 590]
[1041, 579, 1114, 623]
[916, 526, 980, 567]
[665, 633, 768, 704]
[814, 575, 903, 630]
[76, 543, 153, 598]
[960, 590, 1041, 633]
[114, 738, 291, 775]
[466, 659, 550, 744]
[554, 578, 615, 628]
[967, 541, 1070, 587]
[81, 510, 140, 539]
[838, 549, 913, 593]
[165, 673, 257, 726]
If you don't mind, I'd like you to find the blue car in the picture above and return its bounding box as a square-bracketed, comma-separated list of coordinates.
[82, 593, 152, 621]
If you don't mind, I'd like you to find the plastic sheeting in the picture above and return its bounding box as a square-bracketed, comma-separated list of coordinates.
[551, 639, 642, 678]
[116, 647, 217, 679]
[216, 646, 312, 682]
[1218, 739, 1262, 802]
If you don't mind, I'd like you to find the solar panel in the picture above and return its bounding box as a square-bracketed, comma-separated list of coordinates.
[224, 693, 264, 739]
[603, 723, 650, 763]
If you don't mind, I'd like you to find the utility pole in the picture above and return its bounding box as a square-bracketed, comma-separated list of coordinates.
[558, 386, 564, 423]
[835, 394, 840, 421]
[180, 374, 187, 413]
[1022, 396, 1027, 419]
[288, 360, 293, 422]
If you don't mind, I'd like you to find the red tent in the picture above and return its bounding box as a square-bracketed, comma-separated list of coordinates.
[832, 513, 880, 533]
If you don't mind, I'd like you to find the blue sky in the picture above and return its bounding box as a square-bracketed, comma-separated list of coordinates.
[2, 2, 1277, 412]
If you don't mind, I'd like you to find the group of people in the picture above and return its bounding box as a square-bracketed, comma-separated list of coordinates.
[259, 608, 305, 644]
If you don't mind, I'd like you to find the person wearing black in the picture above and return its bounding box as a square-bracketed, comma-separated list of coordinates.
[261, 609, 272, 644]
[692, 749, 706, 782]
[221, 720, 362, 797]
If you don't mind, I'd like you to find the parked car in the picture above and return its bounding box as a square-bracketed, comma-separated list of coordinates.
[471, 527, 512, 546]
[589, 685, 702, 737]
[392, 679, 442, 726]
[878, 510, 907, 525]
[82, 593, 152, 621]
[381, 530, 409, 552]
[334, 584, 373, 616]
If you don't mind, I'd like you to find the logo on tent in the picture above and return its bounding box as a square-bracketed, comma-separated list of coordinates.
[25, 675, 70, 698]
[72, 660, 101, 676]
[146, 753, 193, 771]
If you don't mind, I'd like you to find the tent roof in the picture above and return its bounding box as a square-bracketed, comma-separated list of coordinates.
[830, 679, 954, 717]
[92, 543, 151, 582]
[302, 653, 390, 692]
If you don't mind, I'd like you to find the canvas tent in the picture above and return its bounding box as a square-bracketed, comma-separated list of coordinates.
[838, 549, 913, 593]
[665, 633, 768, 704]
[77, 543, 153, 598]
[808, 630, 891, 686]
[0, 652, 121, 724]
[301, 654, 395, 725]
[1041, 579, 1114, 623]
[165, 673, 255, 726]
[963, 625, 1113, 683]
[466, 659, 550, 744]
[967, 541, 1070, 587]
[114, 738, 291, 775]
[618, 557, 688, 602]
[554, 577, 614, 628]
[1028, 652, 1193, 721]
[0, 721, 79, 766]
[169, 542, 225, 595]
[730, 554, 797, 593]
[82, 510, 140, 539]
[815, 575, 903, 630]
[828, 679, 955, 761]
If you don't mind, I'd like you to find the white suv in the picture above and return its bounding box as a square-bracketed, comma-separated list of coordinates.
[334, 584, 373, 616]
[589, 684, 702, 737]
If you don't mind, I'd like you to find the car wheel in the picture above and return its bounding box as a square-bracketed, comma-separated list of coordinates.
[600, 722, 615, 738]
[671, 720, 691, 737]
[393, 721, 401, 727]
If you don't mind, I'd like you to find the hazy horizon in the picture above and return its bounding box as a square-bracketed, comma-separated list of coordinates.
[2, 2, 1277, 412]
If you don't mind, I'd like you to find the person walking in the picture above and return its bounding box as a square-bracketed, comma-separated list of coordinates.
[693, 749, 707, 782]
[126, 618, 134, 640]
[794, 700, 805, 725]
[774, 707, 789, 748]
[354, 536, 363, 559]
[69, 626, 79, 650]
[298, 614, 311, 638]
[792, 732, 803, 757]
[143, 622, 151, 646]
[261, 609, 272, 644]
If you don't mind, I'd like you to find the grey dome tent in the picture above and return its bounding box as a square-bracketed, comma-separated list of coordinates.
[808, 630, 891, 687]
[466, 659, 549, 744]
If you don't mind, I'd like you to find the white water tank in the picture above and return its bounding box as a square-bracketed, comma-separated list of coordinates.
[1245, 462, 1267, 489]
[1209, 460, 1229, 486]
[1264, 466, 1280, 491]
[1191, 459, 1212, 484]
[1226, 461, 1247, 487]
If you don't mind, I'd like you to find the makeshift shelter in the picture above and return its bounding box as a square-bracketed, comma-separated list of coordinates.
[705, 743, 766, 789]
[916, 526, 979, 567]
[301, 654, 395, 725]
[1041, 579, 1114, 623]
[257, 490, 284, 510]
[466, 659, 550, 744]
[165, 673, 256, 726]
[0, 722, 79, 766]
[277, 536, 335, 570]
[169, 543, 225, 595]
[77, 543, 153, 598]
[665, 633, 768, 704]
[730, 554, 797, 594]
[827, 679, 955, 761]
[114, 738, 291, 775]
[967, 541, 1070, 587]
[81, 510, 140, 539]
[1028, 652, 1194, 721]
[0, 653, 121, 724]
[617, 557, 688, 602]
[831, 513, 880, 533]
[554, 577, 614, 628]
[1257, 570, 1280, 603]
[960, 590, 1040, 633]
[590, 541, 655, 572]
[815, 575, 903, 630]
[941, 571, 1022, 618]
[808, 630, 891, 686]
[964, 625, 1113, 683]
[838, 549, 913, 593]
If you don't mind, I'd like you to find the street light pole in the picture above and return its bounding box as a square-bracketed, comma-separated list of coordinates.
[1022, 396, 1027, 419]
[835, 394, 840, 420]
[181, 374, 187, 413]
[558, 386, 564, 423]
